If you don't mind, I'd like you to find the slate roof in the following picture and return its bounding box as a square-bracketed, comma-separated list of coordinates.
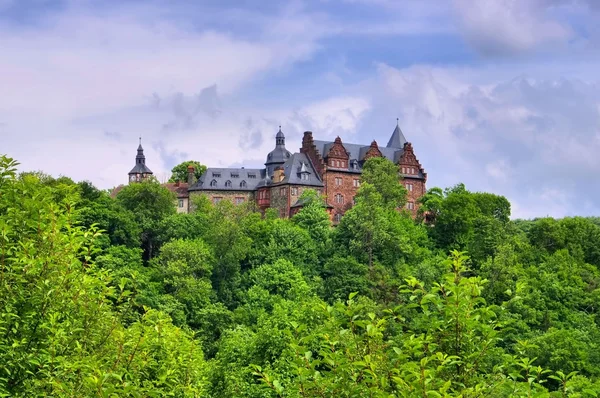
[129, 163, 153, 174]
[129, 143, 153, 175]
[312, 122, 425, 179]
[314, 140, 402, 172]
[387, 124, 407, 148]
[189, 168, 266, 191]
[291, 196, 333, 208]
[277, 152, 324, 187]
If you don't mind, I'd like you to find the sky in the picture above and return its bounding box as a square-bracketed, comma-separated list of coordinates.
[1, 0, 600, 219]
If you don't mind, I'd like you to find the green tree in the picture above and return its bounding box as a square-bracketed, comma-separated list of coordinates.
[0, 155, 209, 397]
[169, 160, 207, 183]
[291, 189, 331, 259]
[360, 156, 407, 209]
[115, 178, 176, 259]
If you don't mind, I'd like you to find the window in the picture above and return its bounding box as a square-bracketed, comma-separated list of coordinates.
[406, 183, 413, 192]
[341, 161, 345, 168]
[407, 202, 415, 210]
[280, 187, 286, 196]
[353, 179, 360, 187]
[334, 213, 342, 222]
[401, 167, 406, 174]
[225, 180, 232, 188]
[411, 167, 415, 174]
[336, 160, 340, 167]
[231, 173, 239, 178]
[212, 172, 221, 178]
[210, 179, 217, 187]
[235, 197, 245, 205]
[213, 197, 223, 204]
[240, 180, 247, 188]
[335, 193, 344, 204]
[291, 187, 298, 196]
[301, 173, 309, 181]
[335, 177, 343, 186]
[178, 199, 184, 208]
[248, 174, 256, 179]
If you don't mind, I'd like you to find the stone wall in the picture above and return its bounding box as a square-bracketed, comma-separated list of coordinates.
[189, 190, 255, 207]
[176, 197, 189, 214]
[269, 184, 290, 218]
[402, 177, 426, 217]
[323, 170, 360, 222]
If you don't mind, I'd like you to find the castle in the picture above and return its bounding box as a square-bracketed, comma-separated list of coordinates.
[125, 123, 427, 221]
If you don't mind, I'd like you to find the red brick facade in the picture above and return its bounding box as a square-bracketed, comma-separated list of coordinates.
[188, 127, 427, 223]
[301, 133, 427, 222]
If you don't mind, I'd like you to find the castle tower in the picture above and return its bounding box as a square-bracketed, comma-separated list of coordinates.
[265, 126, 291, 178]
[128, 137, 153, 183]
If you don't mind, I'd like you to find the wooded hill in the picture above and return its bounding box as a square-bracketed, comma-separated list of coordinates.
[1, 154, 599, 397]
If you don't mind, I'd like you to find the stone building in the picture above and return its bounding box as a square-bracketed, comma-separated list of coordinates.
[118, 124, 427, 220]
[188, 122, 427, 221]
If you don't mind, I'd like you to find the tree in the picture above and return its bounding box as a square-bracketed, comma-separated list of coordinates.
[115, 179, 176, 259]
[0, 155, 210, 397]
[291, 189, 331, 259]
[169, 160, 207, 183]
[360, 156, 407, 209]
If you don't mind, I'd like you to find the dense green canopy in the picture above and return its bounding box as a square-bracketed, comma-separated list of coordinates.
[1, 154, 599, 396]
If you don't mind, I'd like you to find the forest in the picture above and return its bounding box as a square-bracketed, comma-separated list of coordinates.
[1, 153, 599, 397]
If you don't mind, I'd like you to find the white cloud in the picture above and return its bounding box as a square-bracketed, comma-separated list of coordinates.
[358, 63, 600, 218]
[452, 0, 574, 56]
[0, 2, 329, 187]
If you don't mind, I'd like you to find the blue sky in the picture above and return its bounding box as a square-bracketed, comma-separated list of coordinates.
[1, 0, 600, 218]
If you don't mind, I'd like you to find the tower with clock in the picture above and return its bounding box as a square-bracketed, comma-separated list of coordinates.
[128, 137, 153, 183]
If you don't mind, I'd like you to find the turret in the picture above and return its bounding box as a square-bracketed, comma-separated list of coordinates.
[128, 137, 153, 183]
[265, 126, 291, 177]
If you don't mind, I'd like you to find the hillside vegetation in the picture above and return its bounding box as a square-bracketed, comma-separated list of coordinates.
[1, 154, 599, 397]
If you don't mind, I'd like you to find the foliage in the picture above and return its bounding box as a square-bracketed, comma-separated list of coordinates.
[0, 155, 209, 397]
[116, 179, 176, 258]
[2, 151, 600, 396]
[169, 160, 207, 183]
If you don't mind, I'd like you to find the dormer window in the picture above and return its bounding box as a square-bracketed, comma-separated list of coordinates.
[301, 173, 309, 181]
[225, 180, 232, 188]
[248, 174, 256, 179]
[212, 172, 221, 178]
[231, 173, 239, 178]
[240, 180, 247, 188]
[210, 179, 217, 187]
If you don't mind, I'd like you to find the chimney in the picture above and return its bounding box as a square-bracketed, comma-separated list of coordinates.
[273, 166, 285, 183]
[301, 131, 314, 152]
[187, 165, 195, 185]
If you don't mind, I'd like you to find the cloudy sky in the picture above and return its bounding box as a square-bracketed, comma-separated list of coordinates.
[1, 0, 600, 218]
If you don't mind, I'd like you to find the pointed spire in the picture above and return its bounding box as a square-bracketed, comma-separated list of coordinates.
[137, 137, 145, 162]
[387, 119, 407, 148]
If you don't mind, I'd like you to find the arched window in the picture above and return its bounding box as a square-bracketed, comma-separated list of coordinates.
[210, 179, 217, 187]
[240, 180, 247, 188]
[225, 180, 232, 188]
